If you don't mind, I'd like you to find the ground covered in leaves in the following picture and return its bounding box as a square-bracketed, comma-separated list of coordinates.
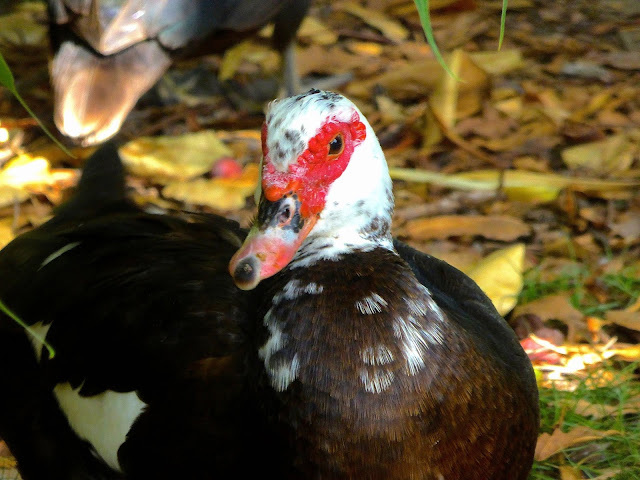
[1, 0, 640, 479]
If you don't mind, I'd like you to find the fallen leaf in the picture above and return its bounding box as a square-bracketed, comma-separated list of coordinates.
[512, 294, 586, 342]
[591, 51, 640, 70]
[390, 168, 640, 202]
[0, 7, 47, 46]
[405, 215, 531, 241]
[0, 217, 14, 249]
[119, 131, 232, 184]
[424, 50, 490, 146]
[340, 2, 409, 42]
[0, 456, 17, 469]
[162, 164, 259, 210]
[609, 212, 640, 244]
[608, 344, 640, 361]
[297, 16, 338, 45]
[297, 44, 368, 77]
[346, 58, 441, 99]
[561, 134, 635, 175]
[0, 154, 78, 207]
[218, 41, 279, 81]
[605, 309, 640, 331]
[535, 426, 622, 461]
[465, 244, 525, 315]
[559, 465, 583, 480]
[590, 470, 623, 480]
[469, 49, 525, 75]
[569, 397, 640, 420]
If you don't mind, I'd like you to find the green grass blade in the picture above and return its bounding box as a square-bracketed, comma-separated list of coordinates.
[0, 298, 56, 359]
[413, 0, 460, 81]
[498, 0, 508, 50]
[0, 50, 74, 158]
[0, 50, 16, 90]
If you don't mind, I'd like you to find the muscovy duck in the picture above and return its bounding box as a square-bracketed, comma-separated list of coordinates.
[0, 143, 268, 479]
[0, 91, 537, 480]
[230, 89, 540, 479]
[47, 0, 312, 146]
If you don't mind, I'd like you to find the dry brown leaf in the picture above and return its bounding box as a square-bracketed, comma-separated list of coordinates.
[465, 244, 525, 315]
[609, 212, 640, 243]
[297, 44, 368, 76]
[162, 164, 259, 211]
[535, 426, 622, 461]
[605, 309, 640, 331]
[590, 470, 623, 480]
[119, 131, 232, 184]
[512, 294, 585, 342]
[345, 59, 441, 99]
[340, 2, 409, 42]
[570, 397, 640, 419]
[424, 50, 490, 147]
[405, 215, 531, 242]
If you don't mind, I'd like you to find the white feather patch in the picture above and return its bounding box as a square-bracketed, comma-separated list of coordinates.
[54, 383, 146, 472]
[355, 293, 388, 315]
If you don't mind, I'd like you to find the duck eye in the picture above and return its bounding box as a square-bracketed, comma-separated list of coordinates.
[328, 134, 344, 156]
[277, 197, 296, 227]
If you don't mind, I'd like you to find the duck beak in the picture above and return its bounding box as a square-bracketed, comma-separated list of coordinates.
[229, 195, 317, 290]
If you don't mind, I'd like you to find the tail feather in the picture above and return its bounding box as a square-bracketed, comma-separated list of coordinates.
[52, 141, 128, 222]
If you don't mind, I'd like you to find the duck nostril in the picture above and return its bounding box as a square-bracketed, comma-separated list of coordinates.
[232, 257, 260, 290]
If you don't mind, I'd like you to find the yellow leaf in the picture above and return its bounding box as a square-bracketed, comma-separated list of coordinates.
[0, 154, 77, 207]
[425, 50, 490, 147]
[0, 456, 17, 469]
[162, 164, 259, 211]
[405, 215, 530, 242]
[119, 131, 232, 184]
[535, 426, 621, 461]
[561, 134, 635, 175]
[469, 49, 525, 75]
[465, 244, 525, 316]
[559, 465, 583, 480]
[340, 2, 409, 42]
[0, 7, 47, 46]
[297, 17, 338, 45]
[0, 155, 51, 187]
[347, 41, 384, 57]
[0, 218, 14, 249]
[218, 41, 254, 81]
[389, 168, 640, 202]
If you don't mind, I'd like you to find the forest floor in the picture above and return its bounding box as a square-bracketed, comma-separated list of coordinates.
[0, 0, 640, 479]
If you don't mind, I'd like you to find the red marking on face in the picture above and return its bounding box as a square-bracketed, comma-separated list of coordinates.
[261, 112, 367, 218]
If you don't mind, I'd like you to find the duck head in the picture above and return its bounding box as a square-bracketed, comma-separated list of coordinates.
[230, 89, 394, 290]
